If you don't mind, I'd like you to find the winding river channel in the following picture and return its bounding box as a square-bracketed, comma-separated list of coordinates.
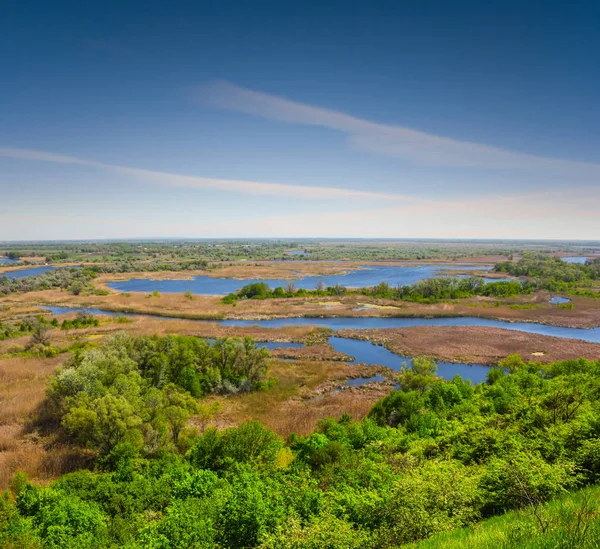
[42, 306, 600, 344]
[41, 305, 599, 386]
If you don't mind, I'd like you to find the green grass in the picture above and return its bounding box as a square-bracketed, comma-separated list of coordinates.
[405, 485, 600, 549]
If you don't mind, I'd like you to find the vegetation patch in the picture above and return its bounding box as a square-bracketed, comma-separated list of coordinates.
[1, 350, 599, 547]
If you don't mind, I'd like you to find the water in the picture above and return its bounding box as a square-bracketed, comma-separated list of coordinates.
[257, 341, 305, 350]
[0, 258, 19, 265]
[286, 250, 309, 256]
[329, 336, 491, 384]
[561, 256, 589, 264]
[345, 374, 386, 387]
[223, 316, 600, 343]
[107, 264, 493, 295]
[549, 297, 571, 304]
[2, 266, 56, 279]
[42, 306, 137, 318]
[202, 337, 305, 350]
[42, 305, 600, 343]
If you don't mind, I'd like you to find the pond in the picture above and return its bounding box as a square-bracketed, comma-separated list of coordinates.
[549, 296, 571, 304]
[0, 258, 19, 265]
[107, 264, 493, 295]
[329, 336, 491, 384]
[2, 266, 56, 279]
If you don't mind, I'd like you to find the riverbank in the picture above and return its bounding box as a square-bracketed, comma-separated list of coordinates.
[336, 326, 600, 365]
[4, 285, 600, 328]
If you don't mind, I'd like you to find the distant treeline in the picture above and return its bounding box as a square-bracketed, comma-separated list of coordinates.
[495, 254, 600, 290]
[85, 259, 210, 273]
[0, 261, 211, 296]
[0, 268, 94, 296]
[7, 239, 598, 264]
[223, 276, 534, 304]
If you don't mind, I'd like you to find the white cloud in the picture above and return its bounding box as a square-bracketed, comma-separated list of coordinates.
[194, 80, 600, 179]
[0, 147, 415, 202]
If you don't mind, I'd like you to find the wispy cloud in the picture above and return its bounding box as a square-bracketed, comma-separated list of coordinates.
[193, 80, 600, 180]
[0, 147, 415, 202]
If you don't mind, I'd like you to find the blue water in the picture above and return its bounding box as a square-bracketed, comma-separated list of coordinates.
[202, 337, 305, 350]
[345, 374, 386, 387]
[287, 250, 309, 256]
[42, 306, 137, 318]
[42, 305, 600, 343]
[0, 258, 19, 264]
[2, 266, 56, 279]
[329, 336, 491, 383]
[561, 256, 589, 264]
[107, 264, 493, 295]
[223, 316, 600, 343]
[261, 341, 304, 350]
[549, 297, 571, 304]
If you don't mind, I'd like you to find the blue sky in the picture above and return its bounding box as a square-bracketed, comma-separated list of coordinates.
[1, 0, 599, 240]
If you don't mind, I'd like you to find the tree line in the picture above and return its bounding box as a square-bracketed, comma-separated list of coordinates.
[495, 254, 600, 290]
[223, 276, 534, 304]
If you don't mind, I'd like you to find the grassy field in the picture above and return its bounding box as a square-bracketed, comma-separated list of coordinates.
[406, 485, 600, 549]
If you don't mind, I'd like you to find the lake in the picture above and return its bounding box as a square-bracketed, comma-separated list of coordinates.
[2, 266, 56, 279]
[0, 258, 19, 265]
[107, 264, 493, 295]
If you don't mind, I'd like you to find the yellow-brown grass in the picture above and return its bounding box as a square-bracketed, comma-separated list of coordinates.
[199, 359, 389, 437]
[0, 355, 73, 489]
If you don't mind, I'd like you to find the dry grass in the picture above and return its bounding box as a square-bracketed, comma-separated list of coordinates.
[0, 356, 62, 424]
[338, 326, 600, 366]
[0, 355, 73, 489]
[0, 441, 95, 489]
[266, 389, 385, 436]
[200, 359, 389, 437]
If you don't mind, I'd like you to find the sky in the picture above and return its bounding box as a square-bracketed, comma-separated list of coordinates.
[1, 0, 599, 241]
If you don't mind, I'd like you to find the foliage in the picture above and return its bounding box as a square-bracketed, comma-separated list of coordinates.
[2, 355, 600, 548]
[223, 276, 534, 304]
[46, 333, 271, 455]
[0, 268, 94, 296]
[495, 254, 600, 291]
